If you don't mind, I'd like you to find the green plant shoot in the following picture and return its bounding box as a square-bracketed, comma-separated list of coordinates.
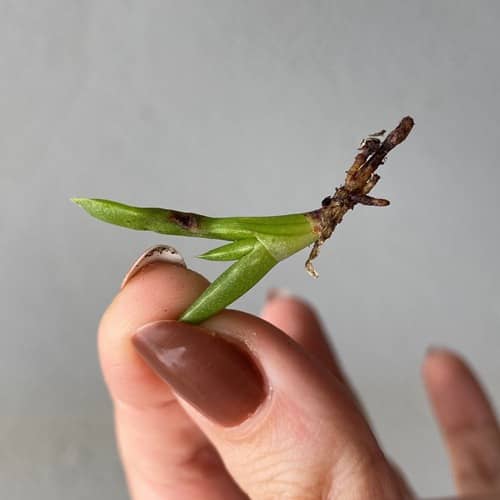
[73, 116, 414, 324]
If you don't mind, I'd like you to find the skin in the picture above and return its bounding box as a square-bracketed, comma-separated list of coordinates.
[99, 260, 500, 499]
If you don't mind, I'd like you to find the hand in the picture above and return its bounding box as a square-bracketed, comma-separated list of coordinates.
[98, 246, 500, 499]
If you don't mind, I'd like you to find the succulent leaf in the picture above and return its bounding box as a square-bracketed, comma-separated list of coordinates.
[197, 239, 256, 261]
[180, 240, 278, 324]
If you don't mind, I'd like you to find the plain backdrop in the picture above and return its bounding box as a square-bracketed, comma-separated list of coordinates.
[1, 1, 499, 498]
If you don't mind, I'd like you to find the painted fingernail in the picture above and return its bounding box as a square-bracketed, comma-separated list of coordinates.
[121, 245, 186, 289]
[133, 320, 267, 427]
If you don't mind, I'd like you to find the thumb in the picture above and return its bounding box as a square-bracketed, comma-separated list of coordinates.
[132, 311, 407, 499]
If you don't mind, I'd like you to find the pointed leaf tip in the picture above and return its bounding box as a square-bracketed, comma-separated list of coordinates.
[197, 239, 256, 261]
[71, 197, 92, 209]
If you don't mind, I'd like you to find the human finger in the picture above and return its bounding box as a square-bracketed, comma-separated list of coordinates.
[99, 245, 247, 500]
[423, 348, 500, 496]
[132, 310, 407, 499]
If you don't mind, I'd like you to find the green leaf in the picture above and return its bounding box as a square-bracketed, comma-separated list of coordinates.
[72, 198, 315, 241]
[180, 240, 277, 323]
[71, 198, 197, 237]
[197, 239, 255, 261]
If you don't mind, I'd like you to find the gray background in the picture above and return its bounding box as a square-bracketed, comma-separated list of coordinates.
[1, 1, 499, 498]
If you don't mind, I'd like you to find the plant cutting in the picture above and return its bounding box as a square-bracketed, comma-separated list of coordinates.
[73, 116, 414, 324]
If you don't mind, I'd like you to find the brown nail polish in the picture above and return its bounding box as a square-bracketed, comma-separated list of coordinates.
[133, 321, 267, 427]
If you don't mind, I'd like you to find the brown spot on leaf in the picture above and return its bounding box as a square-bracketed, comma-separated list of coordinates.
[169, 210, 199, 230]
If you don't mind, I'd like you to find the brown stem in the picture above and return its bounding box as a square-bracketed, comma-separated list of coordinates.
[305, 116, 414, 277]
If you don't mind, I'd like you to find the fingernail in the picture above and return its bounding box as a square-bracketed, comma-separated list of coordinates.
[133, 320, 267, 427]
[121, 245, 186, 289]
[266, 287, 292, 302]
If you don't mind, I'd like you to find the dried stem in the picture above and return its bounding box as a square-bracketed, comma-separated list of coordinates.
[305, 116, 414, 277]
